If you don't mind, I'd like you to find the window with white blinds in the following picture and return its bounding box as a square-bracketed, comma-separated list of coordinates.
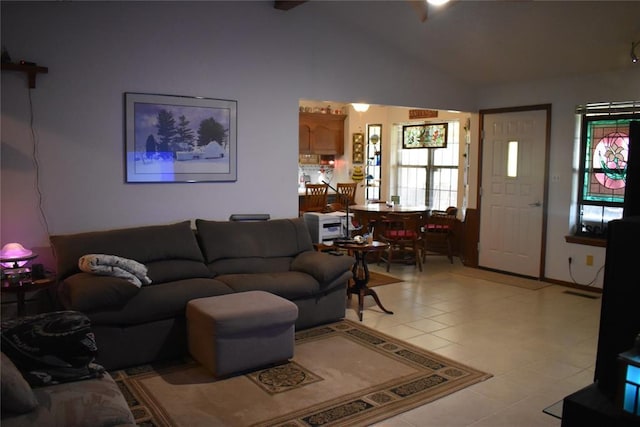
[394, 121, 459, 211]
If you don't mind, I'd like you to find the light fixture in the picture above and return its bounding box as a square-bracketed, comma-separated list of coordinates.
[0, 242, 37, 282]
[352, 103, 370, 113]
[319, 155, 335, 166]
[427, 0, 450, 5]
[632, 41, 639, 64]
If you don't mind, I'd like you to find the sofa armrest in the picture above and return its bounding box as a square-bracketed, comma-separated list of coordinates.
[1, 372, 136, 427]
[290, 251, 354, 285]
[59, 273, 140, 312]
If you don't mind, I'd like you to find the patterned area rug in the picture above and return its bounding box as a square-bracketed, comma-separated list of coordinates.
[112, 320, 491, 427]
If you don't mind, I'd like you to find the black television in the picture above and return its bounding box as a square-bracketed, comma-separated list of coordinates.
[623, 121, 640, 217]
[594, 216, 640, 398]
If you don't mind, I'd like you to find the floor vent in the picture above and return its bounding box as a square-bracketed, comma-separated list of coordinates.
[563, 290, 600, 299]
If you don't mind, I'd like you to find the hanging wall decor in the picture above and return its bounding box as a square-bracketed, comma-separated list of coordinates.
[352, 133, 364, 163]
[402, 123, 448, 149]
[125, 92, 237, 183]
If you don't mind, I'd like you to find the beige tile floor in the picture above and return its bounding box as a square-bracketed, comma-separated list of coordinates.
[345, 256, 602, 427]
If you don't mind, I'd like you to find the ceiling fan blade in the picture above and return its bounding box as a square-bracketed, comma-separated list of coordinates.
[274, 1, 307, 11]
[407, 0, 428, 23]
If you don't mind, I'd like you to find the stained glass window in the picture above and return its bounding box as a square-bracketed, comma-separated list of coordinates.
[577, 111, 638, 237]
[582, 119, 630, 202]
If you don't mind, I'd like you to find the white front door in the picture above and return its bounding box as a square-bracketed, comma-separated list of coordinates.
[478, 108, 549, 278]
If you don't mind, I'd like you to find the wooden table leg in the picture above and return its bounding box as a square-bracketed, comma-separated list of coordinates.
[16, 286, 26, 317]
[348, 249, 394, 320]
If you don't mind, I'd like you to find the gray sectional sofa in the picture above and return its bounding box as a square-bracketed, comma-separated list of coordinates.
[1, 351, 135, 427]
[50, 217, 354, 370]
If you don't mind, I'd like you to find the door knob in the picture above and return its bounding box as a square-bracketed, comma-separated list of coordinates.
[529, 201, 542, 207]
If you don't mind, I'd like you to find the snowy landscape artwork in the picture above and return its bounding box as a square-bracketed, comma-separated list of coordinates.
[125, 93, 237, 182]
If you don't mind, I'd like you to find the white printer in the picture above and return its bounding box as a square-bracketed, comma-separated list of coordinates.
[303, 212, 353, 244]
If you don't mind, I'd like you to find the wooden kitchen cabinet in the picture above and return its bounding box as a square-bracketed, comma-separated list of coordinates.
[299, 112, 346, 155]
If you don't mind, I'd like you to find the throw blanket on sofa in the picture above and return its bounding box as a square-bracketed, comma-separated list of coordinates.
[1, 311, 105, 386]
[79, 254, 151, 287]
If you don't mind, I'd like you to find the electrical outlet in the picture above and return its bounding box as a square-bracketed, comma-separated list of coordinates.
[586, 255, 594, 266]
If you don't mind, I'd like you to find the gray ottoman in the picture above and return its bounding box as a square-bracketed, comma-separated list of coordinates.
[186, 291, 299, 377]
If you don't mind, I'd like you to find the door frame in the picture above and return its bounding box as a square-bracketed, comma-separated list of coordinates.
[474, 104, 552, 279]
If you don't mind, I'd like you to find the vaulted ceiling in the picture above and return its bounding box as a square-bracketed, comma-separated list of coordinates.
[275, 0, 640, 87]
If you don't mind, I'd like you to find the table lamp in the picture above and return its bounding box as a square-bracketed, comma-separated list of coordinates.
[0, 242, 38, 282]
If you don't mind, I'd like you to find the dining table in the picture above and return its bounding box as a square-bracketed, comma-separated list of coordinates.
[350, 203, 431, 214]
[350, 204, 431, 238]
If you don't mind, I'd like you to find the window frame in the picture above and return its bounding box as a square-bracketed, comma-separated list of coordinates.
[394, 121, 459, 210]
[575, 107, 639, 238]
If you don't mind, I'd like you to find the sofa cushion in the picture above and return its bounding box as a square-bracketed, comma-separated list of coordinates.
[215, 272, 319, 299]
[146, 259, 211, 283]
[1, 352, 38, 415]
[50, 221, 205, 280]
[206, 256, 294, 276]
[196, 218, 314, 267]
[86, 278, 234, 326]
[291, 251, 356, 285]
[60, 273, 140, 312]
[59, 262, 212, 314]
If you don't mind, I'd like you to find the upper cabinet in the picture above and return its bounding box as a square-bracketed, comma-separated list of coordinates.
[299, 112, 346, 155]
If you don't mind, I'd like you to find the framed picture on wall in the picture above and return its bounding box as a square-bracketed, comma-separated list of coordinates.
[352, 133, 364, 163]
[402, 123, 448, 149]
[125, 92, 237, 183]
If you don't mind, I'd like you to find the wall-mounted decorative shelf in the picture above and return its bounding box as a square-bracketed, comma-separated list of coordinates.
[1, 62, 48, 88]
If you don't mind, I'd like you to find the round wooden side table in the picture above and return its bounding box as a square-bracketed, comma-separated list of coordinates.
[333, 240, 393, 321]
[1, 275, 56, 317]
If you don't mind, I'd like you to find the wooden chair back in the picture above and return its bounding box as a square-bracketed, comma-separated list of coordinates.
[423, 207, 457, 263]
[377, 212, 424, 272]
[327, 182, 358, 212]
[337, 182, 357, 206]
[302, 183, 329, 213]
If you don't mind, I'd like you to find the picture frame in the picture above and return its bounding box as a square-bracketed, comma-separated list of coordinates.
[125, 92, 237, 183]
[402, 123, 448, 149]
[352, 133, 364, 163]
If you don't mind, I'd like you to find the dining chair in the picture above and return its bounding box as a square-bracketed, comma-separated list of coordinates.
[422, 207, 457, 263]
[377, 212, 423, 272]
[300, 183, 329, 215]
[338, 182, 357, 205]
[328, 182, 358, 212]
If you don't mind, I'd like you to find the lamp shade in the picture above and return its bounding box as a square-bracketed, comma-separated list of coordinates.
[0, 243, 37, 268]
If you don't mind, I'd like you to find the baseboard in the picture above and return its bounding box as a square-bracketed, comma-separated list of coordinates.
[543, 277, 602, 294]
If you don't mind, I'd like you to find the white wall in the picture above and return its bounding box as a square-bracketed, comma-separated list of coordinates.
[477, 69, 640, 287]
[1, 1, 473, 263]
[2, 1, 638, 287]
